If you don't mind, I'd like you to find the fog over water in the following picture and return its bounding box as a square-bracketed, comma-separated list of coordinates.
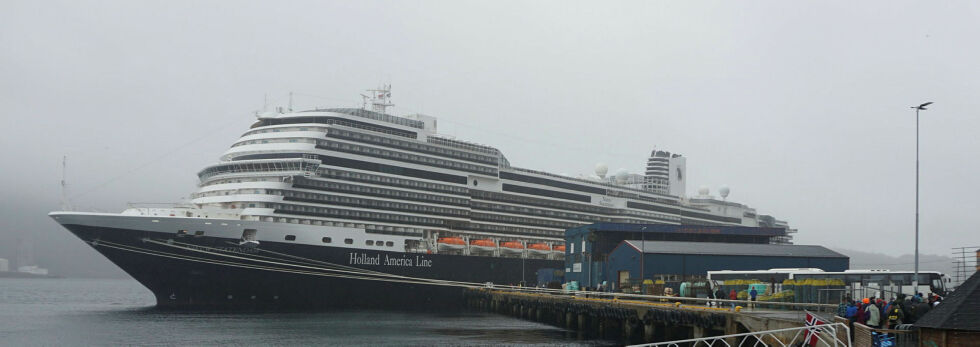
[1, 1, 978, 277]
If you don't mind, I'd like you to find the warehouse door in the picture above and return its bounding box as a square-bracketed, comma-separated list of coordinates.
[618, 271, 630, 290]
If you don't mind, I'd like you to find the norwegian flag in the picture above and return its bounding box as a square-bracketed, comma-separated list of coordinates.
[803, 311, 827, 346]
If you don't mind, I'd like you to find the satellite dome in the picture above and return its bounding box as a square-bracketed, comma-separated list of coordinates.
[594, 163, 608, 179]
[697, 186, 710, 196]
[719, 186, 730, 199]
[615, 169, 629, 184]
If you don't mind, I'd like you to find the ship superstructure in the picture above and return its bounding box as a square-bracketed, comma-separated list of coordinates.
[187, 86, 792, 256]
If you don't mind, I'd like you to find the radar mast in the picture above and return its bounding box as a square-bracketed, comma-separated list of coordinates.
[361, 84, 393, 114]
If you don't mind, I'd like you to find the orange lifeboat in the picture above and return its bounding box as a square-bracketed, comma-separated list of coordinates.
[528, 243, 551, 255]
[499, 241, 524, 255]
[500, 241, 524, 249]
[528, 243, 550, 251]
[470, 239, 495, 247]
[469, 239, 496, 253]
[437, 237, 466, 251]
[552, 244, 566, 252]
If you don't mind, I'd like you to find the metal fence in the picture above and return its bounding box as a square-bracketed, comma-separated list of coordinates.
[629, 322, 852, 347]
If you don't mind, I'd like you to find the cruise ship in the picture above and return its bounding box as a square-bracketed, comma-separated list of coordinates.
[50, 86, 794, 309]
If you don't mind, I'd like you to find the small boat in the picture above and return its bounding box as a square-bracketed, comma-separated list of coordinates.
[499, 241, 524, 255]
[552, 244, 565, 252]
[469, 239, 496, 253]
[437, 237, 466, 251]
[528, 243, 551, 255]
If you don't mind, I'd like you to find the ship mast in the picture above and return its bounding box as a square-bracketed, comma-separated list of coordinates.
[362, 84, 393, 114]
[60, 155, 72, 211]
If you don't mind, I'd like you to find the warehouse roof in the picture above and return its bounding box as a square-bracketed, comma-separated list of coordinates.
[621, 240, 847, 258]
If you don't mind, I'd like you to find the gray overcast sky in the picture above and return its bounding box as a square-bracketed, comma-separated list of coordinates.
[1, 1, 978, 273]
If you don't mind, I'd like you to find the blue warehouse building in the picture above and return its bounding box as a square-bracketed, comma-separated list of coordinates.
[564, 223, 848, 290]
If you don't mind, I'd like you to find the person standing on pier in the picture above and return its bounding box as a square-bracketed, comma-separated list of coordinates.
[714, 287, 726, 308]
[749, 287, 758, 309]
[865, 298, 881, 328]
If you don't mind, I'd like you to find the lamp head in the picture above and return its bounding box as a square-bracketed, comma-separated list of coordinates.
[913, 102, 933, 110]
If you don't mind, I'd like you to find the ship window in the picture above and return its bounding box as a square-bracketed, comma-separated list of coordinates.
[345, 238, 353, 244]
[366, 240, 374, 246]
[177, 229, 188, 236]
[194, 231, 205, 236]
[322, 237, 332, 243]
[386, 241, 394, 247]
[285, 235, 296, 241]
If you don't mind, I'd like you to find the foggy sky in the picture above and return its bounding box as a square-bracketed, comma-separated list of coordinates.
[2, 1, 978, 275]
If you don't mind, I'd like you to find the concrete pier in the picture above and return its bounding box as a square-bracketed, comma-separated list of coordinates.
[464, 289, 817, 345]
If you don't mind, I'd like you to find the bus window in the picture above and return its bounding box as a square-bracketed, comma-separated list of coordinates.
[930, 276, 945, 295]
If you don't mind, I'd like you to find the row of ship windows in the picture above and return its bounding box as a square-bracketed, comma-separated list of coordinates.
[277, 190, 470, 218]
[273, 204, 447, 227]
[604, 189, 676, 205]
[326, 128, 499, 166]
[243, 126, 324, 137]
[471, 212, 580, 229]
[256, 116, 419, 138]
[293, 177, 469, 206]
[427, 136, 499, 155]
[200, 177, 279, 188]
[282, 234, 395, 247]
[310, 109, 425, 129]
[323, 155, 468, 185]
[471, 190, 678, 223]
[471, 201, 609, 224]
[245, 216, 424, 236]
[232, 138, 317, 147]
[470, 189, 615, 215]
[193, 189, 266, 198]
[199, 161, 307, 181]
[179, 221, 559, 241]
[317, 140, 498, 176]
[314, 169, 468, 195]
[468, 223, 563, 238]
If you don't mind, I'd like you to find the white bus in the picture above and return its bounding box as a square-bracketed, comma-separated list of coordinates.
[707, 268, 950, 301]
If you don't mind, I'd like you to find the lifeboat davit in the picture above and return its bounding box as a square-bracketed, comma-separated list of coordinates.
[528, 243, 551, 255]
[437, 237, 466, 251]
[469, 239, 496, 253]
[499, 241, 524, 255]
[552, 244, 566, 252]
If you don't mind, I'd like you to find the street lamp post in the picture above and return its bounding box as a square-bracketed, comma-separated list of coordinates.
[911, 101, 932, 293]
[640, 226, 647, 293]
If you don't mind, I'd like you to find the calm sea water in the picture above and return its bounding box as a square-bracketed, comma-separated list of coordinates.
[0, 278, 613, 346]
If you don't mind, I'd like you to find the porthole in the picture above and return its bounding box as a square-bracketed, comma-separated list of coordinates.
[386, 241, 394, 247]
[344, 238, 353, 245]
[322, 237, 332, 243]
[366, 240, 374, 246]
[285, 235, 296, 241]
